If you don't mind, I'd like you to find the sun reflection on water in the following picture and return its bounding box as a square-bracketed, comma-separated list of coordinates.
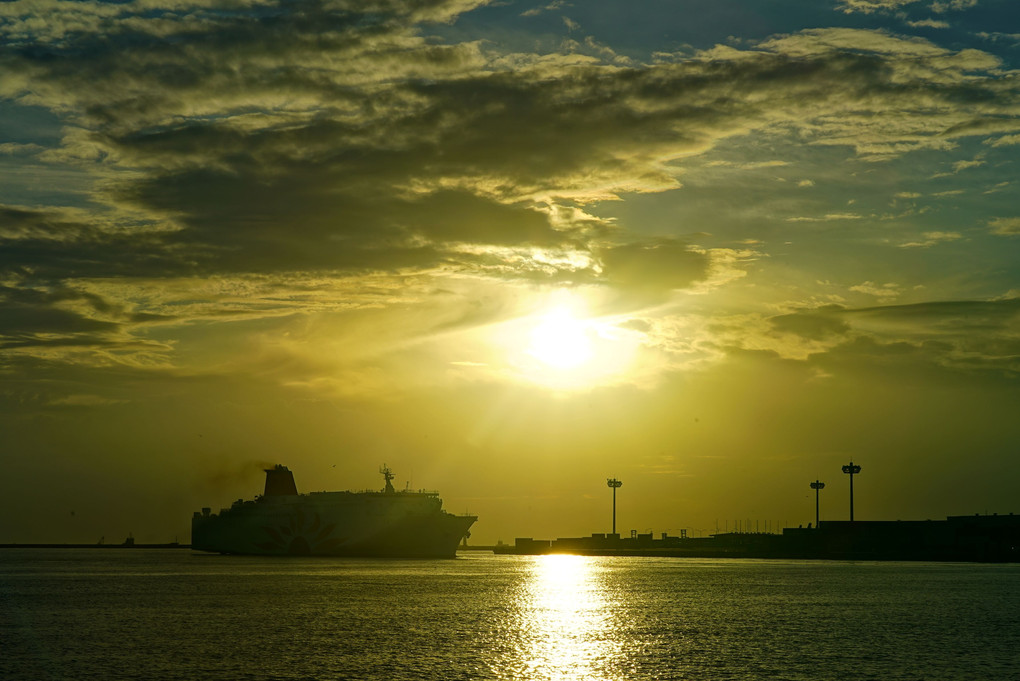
[510, 554, 623, 680]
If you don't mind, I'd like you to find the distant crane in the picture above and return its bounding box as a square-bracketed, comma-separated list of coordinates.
[809, 480, 825, 527]
[607, 478, 623, 536]
[841, 461, 861, 521]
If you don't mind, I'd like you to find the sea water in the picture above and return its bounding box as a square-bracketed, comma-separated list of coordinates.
[1, 549, 1018, 680]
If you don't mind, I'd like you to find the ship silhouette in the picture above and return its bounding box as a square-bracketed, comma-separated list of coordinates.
[192, 465, 476, 557]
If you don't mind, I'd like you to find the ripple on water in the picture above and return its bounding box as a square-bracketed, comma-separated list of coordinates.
[1, 550, 1018, 680]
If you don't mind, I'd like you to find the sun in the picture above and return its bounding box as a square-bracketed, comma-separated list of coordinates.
[486, 290, 644, 391]
[527, 307, 593, 369]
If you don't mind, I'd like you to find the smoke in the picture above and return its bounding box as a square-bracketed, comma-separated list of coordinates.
[201, 459, 276, 492]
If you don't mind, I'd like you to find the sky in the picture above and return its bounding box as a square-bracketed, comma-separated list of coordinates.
[1, 0, 1019, 545]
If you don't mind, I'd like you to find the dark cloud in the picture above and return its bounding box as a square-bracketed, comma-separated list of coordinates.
[767, 298, 1020, 378]
[0, 3, 1017, 376]
[1, 6, 1015, 292]
[770, 299, 1020, 339]
[0, 280, 178, 354]
[770, 305, 852, 340]
[849, 298, 1020, 329]
[597, 238, 711, 292]
[0, 284, 119, 338]
[388, 190, 565, 245]
[0, 204, 189, 279]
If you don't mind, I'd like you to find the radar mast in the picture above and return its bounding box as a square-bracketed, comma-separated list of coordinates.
[380, 464, 396, 493]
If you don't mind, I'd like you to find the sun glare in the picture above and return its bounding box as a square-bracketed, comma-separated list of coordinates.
[491, 291, 644, 391]
[513, 555, 617, 678]
[527, 307, 593, 369]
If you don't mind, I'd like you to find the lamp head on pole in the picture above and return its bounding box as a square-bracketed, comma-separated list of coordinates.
[810, 480, 825, 490]
[842, 463, 862, 475]
[607, 478, 623, 489]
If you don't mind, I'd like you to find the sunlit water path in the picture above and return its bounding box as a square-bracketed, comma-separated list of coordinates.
[2, 550, 1018, 680]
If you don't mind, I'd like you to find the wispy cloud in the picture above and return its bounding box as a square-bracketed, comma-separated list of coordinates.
[850, 281, 903, 301]
[786, 213, 865, 223]
[837, 0, 923, 14]
[908, 19, 950, 28]
[899, 231, 963, 248]
[989, 217, 1020, 235]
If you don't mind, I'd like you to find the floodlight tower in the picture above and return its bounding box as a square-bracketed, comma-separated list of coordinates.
[841, 461, 861, 521]
[809, 480, 825, 527]
[607, 478, 623, 536]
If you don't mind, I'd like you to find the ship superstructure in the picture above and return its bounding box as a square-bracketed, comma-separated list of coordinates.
[192, 465, 476, 557]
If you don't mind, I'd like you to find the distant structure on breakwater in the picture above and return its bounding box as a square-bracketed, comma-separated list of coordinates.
[493, 464, 1020, 563]
[493, 514, 1020, 562]
[0, 538, 188, 549]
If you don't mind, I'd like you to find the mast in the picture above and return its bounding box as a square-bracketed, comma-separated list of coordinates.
[380, 464, 395, 493]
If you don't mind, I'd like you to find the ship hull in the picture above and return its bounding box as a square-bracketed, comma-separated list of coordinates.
[192, 490, 476, 558]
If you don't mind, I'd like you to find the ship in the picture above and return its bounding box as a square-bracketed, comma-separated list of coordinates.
[191, 464, 476, 557]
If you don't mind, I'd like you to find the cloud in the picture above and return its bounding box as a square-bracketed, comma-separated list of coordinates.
[983, 181, 1009, 194]
[786, 213, 864, 223]
[724, 297, 1020, 378]
[899, 230, 963, 247]
[952, 159, 985, 172]
[908, 19, 951, 28]
[0, 283, 121, 338]
[521, 2, 568, 18]
[0, 204, 189, 283]
[596, 238, 711, 294]
[836, 0, 977, 13]
[0, 274, 180, 359]
[48, 393, 127, 407]
[850, 281, 903, 301]
[11, 24, 1016, 211]
[987, 134, 1020, 147]
[976, 31, 1020, 46]
[836, 0, 922, 14]
[0, 142, 44, 156]
[770, 305, 852, 340]
[989, 217, 1020, 235]
[844, 299, 1020, 374]
[931, 0, 979, 12]
[1, 7, 1018, 369]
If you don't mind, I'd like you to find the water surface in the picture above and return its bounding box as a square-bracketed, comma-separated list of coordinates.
[2, 549, 1017, 680]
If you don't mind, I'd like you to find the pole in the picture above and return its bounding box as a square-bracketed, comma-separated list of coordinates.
[810, 480, 825, 527]
[607, 478, 623, 536]
[613, 487, 617, 534]
[841, 462, 861, 522]
[849, 473, 854, 521]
